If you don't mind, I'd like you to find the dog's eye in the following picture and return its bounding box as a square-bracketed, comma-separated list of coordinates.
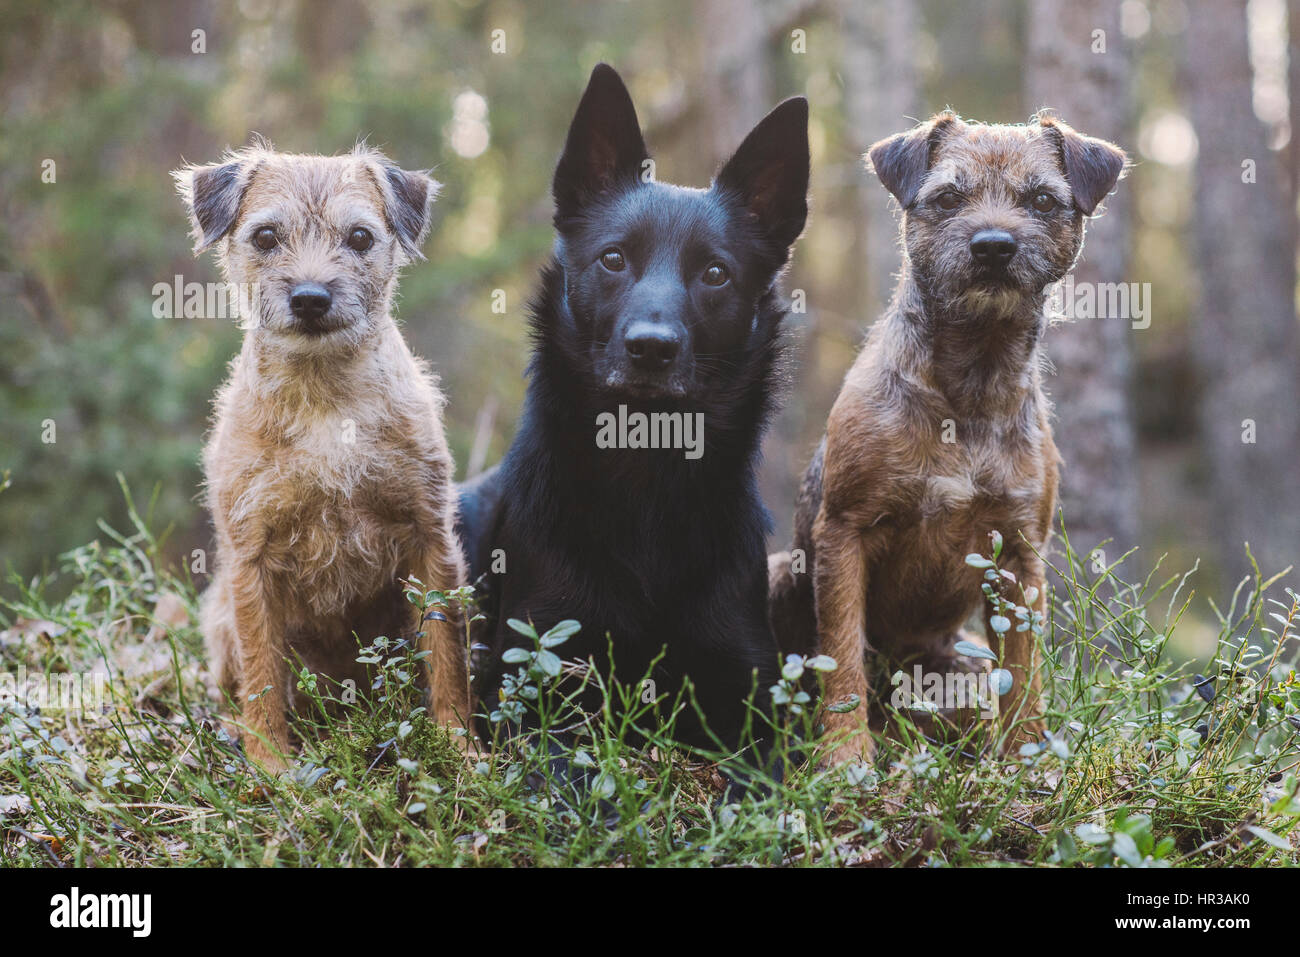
[347, 227, 374, 253]
[701, 262, 730, 287]
[252, 227, 278, 251]
[599, 248, 626, 272]
[1031, 191, 1057, 213]
[935, 191, 962, 211]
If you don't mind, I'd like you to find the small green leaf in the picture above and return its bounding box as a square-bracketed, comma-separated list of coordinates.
[954, 639, 998, 661]
[806, 654, 838, 672]
[1075, 822, 1110, 846]
[501, 647, 531, 664]
[541, 619, 581, 646]
[965, 554, 994, 569]
[827, 693, 862, 714]
[989, 615, 1011, 634]
[535, 649, 563, 677]
[593, 773, 617, 800]
[507, 618, 538, 640]
[1112, 831, 1142, 866]
[1245, 825, 1292, 850]
[1055, 831, 1078, 862]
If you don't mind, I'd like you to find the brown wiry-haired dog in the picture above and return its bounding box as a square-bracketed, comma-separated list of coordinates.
[769, 113, 1126, 765]
[175, 142, 470, 772]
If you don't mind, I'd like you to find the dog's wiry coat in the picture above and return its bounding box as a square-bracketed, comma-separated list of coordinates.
[769, 113, 1126, 764]
[176, 143, 469, 771]
[460, 66, 809, 782]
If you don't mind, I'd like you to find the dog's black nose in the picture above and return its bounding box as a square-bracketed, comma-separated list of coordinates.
[289, 283, 332, 322]
[969, 230, 1017, 268]
[625, 322, 681, 371]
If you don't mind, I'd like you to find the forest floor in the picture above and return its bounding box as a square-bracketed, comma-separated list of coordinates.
[2, 481, 1298, 867]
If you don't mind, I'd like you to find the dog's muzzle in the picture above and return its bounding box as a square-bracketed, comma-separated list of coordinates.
[288, 282, 336, 334]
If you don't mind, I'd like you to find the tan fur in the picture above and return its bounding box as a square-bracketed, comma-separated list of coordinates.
[175, 143, 470, 772]
[775, 114, 1125, 765]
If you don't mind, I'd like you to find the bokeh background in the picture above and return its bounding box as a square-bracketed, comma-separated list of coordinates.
[2, 0, 1297, 654]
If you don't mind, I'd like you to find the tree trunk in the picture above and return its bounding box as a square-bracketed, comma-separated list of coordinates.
[1024, 0, 1140, 567]
[1185, 0, 1300, 584]
[698, 0, 772, 163]
[840, 0, 919, 315]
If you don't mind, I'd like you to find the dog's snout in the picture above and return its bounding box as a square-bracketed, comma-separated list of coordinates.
[289, 283, 333, 322]
[624, 322, 681, 371]
[969, 229, 1017, 268]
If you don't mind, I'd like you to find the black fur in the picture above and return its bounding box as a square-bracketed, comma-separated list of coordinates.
[460, 64, 809, 775]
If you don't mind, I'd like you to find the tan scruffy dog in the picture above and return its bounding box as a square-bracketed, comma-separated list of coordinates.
[769, 113, 1126, 765]
[175, 142, 470, 773]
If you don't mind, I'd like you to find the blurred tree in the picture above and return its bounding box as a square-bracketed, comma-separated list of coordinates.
[1184, 0, 1300, 583]
[699, 0, 772, 159]
[1024, 0, 1139, 562]
[1290, 0, 1300, 218]
[839, 0, 919, 315]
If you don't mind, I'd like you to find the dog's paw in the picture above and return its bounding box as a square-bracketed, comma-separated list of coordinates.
[819, 719, 876, 769]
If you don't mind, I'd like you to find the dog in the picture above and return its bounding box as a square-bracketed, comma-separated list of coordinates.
[459, 64, 809, 777]
[176, 142, 471, 773]
[769, 112, 1126, 765]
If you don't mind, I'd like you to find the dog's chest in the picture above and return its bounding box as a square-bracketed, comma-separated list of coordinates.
[216, 410, 430, 604]
[904, 426, 1045, 544]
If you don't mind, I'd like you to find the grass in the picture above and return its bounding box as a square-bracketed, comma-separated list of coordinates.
[1, 480, 1298, 867]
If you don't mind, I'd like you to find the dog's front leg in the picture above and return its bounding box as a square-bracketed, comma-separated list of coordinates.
[813, 511, 879, 766]
[410, 544, 474, 746]
[987, 549, 1047, 752]
[230, 563, 290, 774]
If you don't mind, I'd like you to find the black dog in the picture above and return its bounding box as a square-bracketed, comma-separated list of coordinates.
[460, 64, 809, 781]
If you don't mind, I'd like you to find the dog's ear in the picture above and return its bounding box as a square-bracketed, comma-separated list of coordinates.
[553, 63, 649, 221]
[867, 112, 959, 208]
[173, 155, 255, 253]
[715, 96, 810, 252]
[1039, 116, 1127, 215]
[375, 161, 441, 261]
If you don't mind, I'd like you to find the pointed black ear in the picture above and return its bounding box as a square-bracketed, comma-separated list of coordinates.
[866, 112, 959, 208]
[173, 156, 254, 252]
[1040, 116, 1127, 215]
[714, 96, 810, 252]
[552, 63, 649, 221]
[374, 159, 441, 261]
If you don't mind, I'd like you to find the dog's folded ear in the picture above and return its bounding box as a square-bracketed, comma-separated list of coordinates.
[1038, 116, 1127, 215]
[867, 112, 959, 209]
[715, 96, 810, 253]
[553, 63, 649, 222]
[375, 161, 441, 261]
[173, 154, 256, 253]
